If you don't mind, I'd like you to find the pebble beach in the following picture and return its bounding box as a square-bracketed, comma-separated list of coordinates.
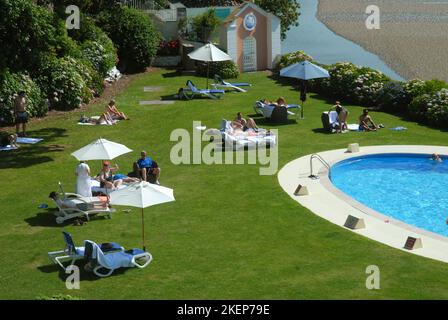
[316, 0, 448, 81]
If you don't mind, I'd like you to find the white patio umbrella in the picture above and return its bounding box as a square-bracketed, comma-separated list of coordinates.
[188, 42, 232, 88]
[109, 181, 175, 250]
[71, 138, 132, 161]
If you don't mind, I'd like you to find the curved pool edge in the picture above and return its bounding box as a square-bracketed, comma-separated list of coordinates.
[278, 145, 448, 264]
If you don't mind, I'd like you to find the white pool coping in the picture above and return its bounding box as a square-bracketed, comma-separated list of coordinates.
[278, 145, 448, 264]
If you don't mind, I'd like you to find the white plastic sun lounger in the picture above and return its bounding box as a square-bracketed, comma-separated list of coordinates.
[48, 232, 123, 270]
[84, 240, 152, 277]
[211, 75, 252, 93]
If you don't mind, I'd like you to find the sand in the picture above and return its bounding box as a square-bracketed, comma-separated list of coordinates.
[316, 0, 448, 81]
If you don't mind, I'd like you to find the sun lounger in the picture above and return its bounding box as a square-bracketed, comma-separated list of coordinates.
[206, 119, 276, 150]
[48, 232, 123, 270]
[180, 80, 225, 100]
[253, 100, 300, 122]
[84, 240, 152, 277]
[211, 75, 252, 93]
[51, 187, 114, 224]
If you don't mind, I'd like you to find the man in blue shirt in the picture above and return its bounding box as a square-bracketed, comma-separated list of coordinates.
[133, 150, 160, 184]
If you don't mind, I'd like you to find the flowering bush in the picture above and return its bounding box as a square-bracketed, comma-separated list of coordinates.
[275, 50, 313, 71]
[376, 81, 409, 113]
[0, 71, 46, 124]
[157, 39, 180, 56]
[318, 62, 389, 106]
[81, 38, 117, 78]
[36, 56, 92, 110]
[425, 89, 448, 128]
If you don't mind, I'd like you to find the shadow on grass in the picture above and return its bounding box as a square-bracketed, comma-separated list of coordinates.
[24, 210, 62, 228]
[38, 260, 131, 283]
[0, 127, 67, 169]
[160, 94, 179, 101]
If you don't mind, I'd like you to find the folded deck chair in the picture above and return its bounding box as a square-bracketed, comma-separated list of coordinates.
[48, 232, 123, 270]
[182, 80, 225, 100]
[84, 240, 152, 277]
[211, 75, 252, 93]
[321, 111, 340, 132]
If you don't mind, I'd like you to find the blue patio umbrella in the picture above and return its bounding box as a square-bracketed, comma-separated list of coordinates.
[280, 61, 330, 119]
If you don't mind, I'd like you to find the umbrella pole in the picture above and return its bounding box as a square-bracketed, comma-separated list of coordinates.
[141, 207, 146, 251]
[206, 62, 210, 89]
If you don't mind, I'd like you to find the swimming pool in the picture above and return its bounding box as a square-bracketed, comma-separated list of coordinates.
[330, 154, 448, 237]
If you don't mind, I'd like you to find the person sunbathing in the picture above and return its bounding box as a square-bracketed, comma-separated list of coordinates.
[0, 131, 19, 148]
[262, 97, 287, 107]
[231, 112, 259, 132]
[359, 109, 377, 131]
[106, 99, 128, 120]
[49, 191, 108, 211]
[98, 161, 122, 190]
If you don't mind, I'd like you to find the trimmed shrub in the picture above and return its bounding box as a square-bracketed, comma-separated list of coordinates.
[0, 71, 46, 124]
[98, 6, 161, 72]
[36, 55, 92, 110]
[196, 60, 239, 79]
[275, 50, 313, 71]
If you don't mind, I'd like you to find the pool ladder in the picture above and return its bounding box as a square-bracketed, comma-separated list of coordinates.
[309, 154, 330, 179]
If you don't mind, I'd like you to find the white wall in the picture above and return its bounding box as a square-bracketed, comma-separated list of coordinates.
[226, 23, 238, 63]
[269, 17, 282, 69]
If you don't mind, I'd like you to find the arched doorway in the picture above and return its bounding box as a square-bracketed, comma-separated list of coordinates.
[243, 36, 257, 72]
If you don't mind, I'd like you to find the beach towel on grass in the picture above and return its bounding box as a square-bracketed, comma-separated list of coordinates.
[17, 137, 43, 144]
[0, 145, 18, 151]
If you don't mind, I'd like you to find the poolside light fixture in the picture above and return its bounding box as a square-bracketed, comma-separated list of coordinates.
[347, 143, 360, 153]
[344, 215, 365, 230]
[404, 236, 423, 250]
[294, 184, 309, 196]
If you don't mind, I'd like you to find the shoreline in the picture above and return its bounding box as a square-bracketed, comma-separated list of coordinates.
[316, 0, 448, 82]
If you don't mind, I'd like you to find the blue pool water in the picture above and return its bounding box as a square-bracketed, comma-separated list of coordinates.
[330, 154, 448, 237]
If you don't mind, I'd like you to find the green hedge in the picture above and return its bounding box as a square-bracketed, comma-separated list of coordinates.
[0, 71, 46, 124]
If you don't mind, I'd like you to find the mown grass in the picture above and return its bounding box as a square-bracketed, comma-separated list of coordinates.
[1, 68, 448, 299]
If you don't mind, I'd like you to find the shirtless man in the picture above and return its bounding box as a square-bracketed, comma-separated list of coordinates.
[14, 91, 28, 136]
[359, 109, 377, 131]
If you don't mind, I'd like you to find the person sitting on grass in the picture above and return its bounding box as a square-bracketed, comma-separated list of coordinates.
[133, 150, 161, 185]
[359, 109, 378, 131]
[0, 131, 19, 148]
[106, 99, 129, 120]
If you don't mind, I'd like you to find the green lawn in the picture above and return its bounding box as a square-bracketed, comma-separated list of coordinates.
[1, 68, 448, 299]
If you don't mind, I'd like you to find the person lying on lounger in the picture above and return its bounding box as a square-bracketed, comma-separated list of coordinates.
[262, 97, 288, 107]
[231, 112, 259, 132]
[49, 191, 108, 211]
[359, 109, 378, 131]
